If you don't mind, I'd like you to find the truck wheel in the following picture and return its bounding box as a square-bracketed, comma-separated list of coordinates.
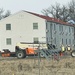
[16, 50, 26, 59]
[40, 53, 44, 57]
[71, 51, 75, 57]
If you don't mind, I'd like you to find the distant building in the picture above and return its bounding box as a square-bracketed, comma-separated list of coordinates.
[0, 10, 74, 52]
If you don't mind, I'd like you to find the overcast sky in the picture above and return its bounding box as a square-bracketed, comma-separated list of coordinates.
[0, 0, 71, 14]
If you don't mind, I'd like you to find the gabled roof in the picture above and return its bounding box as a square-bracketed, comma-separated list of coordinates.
[24, 11, 75, 27]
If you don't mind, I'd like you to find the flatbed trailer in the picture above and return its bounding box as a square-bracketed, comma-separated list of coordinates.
[0, 52, 16, 57]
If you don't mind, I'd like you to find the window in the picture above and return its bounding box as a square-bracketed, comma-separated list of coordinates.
[47, 37, 48, 43]
[66, 39, 67, 44]
[33, 23, 38, 29]
[46, 23, 47, 29]
[69, 39, 71, 44]
[54, 24, 56, 30]
[69, 27, 71, 32]
[6, 24, 11, 30]
[6, 38, 11, 45]
[59, 25, 61, 31]
[54, 38, 56, 44]
[73, 39, 74, 44]
[59, 25, 63, 31]
[62, 26, 63, 31]
[62, 39, 63, 44]
[72, 28, 74, 33]
[33, 37, 39, 43]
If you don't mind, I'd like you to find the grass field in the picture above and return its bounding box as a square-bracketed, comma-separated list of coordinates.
[0, 56, 75, 75]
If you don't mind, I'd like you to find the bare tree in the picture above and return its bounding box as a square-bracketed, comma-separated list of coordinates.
[0, 8, 4, 20]
[59, 5, 69, 21]
[42, 3, 69, 22]
[41, 9, 49, 16]
[42, 3, 61, 19]
[42, 0, 75, 22]
[3, 10, 11, 18]
[68, 0, 75, 21]
[49, 3, 61, 19]
[0, 8, 11, 20]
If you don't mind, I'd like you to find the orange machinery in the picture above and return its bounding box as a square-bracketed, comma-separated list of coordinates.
[15, 42, 47, 58]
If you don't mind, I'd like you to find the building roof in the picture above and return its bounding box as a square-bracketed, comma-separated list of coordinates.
[25, 11, 75, 27]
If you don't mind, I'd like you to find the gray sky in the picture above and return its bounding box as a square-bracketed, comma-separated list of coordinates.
[0, 0, 71, 14]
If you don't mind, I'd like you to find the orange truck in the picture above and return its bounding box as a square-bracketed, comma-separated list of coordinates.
[15, 42, 47, 58]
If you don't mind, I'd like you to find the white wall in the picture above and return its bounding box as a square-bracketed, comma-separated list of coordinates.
[0, 11, 46, 52]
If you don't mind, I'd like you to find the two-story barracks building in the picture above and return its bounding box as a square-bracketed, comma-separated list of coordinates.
[46, 20, 75, 50]
[0, 10, 74, 52]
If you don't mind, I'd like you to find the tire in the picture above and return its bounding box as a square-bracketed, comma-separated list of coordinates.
[40, 53, 44, 57]
[16, 50, 26, 59]
[71, 50, 75, 57]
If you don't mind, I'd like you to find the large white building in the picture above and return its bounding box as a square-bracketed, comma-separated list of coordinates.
[0, 10, 74, 52]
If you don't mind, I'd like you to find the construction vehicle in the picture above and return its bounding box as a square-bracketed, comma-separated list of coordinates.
[15, 42, 70, 60]
[14, 42, 62, 60]
[71, 49, 75, 57]
[15, 42, 47, 59]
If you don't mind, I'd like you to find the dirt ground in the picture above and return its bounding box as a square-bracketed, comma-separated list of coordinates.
[0, 56, 75, 75]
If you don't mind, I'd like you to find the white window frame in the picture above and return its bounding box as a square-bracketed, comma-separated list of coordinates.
[33, 37, 39, 43]
[6, 38, 12, 45]
[33, 23, 38, 30]
[6, 24, 11, 30]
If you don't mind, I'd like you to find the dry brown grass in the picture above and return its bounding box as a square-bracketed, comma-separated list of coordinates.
[0, 56, 75, 75]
